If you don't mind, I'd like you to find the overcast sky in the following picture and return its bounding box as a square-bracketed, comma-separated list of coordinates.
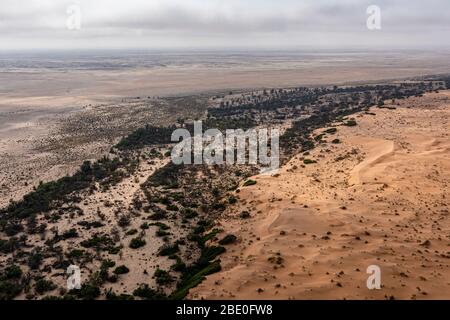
[0, 0, 449, 50]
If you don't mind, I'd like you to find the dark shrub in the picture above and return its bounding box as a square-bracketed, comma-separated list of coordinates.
[0, 280, 23, 299]
[149, 211, 166, 221]
[218, 234, 237, 245]
[240, 211, 251, 219]
[303, 159, 317, 164]
[113, 265, 130, 275]
[158, 243, 179, 256]
[62, 228, 79, 239]
[133, 284, 167, 300]
[80, 234, 114, 250]
[343, 120, 357, 126]
[117, 215, 131, 227]
[3, 265, 22, 279]
[243, 179, 257, 187]
[28, 251, 43, 270]
[66, 249, 85, 259]
[105, 289, 134, 300]
[183, 208, 198, 220]
[228, 196, 237, 204]
[34, 279, 57, 295]
[166, 204, 179, 211]
[125, 229, 138, 236]
[4, 222, 24, 236]
[78, 284, 101, 300]
[324, 127, 337, 134]
[153, 269, 173, 285]
[171, 257, 186, 272]
[129, 237, 146, 249]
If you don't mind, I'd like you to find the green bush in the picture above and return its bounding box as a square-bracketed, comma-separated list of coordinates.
[197, 229, 222, 247]
[151, 222, 170, 230]
[218, 234, 237, 245]
[2, 265, 22, 279]
[129, 237, 146, 249]
[78, 284, 101, 300]
[149, 211, 166, 221]
[240, 211, 251, 219]
[182, 208, 198, 219]
[303, 159, 317, 164]
[154, 269, 173, 285]
[243, 179, 257, 187]
[133, 284, 167, 300]
[28, 251, 43, 270]
[0, 280, 23, 299]
[158, 243, 179, 256]
[170, 261, 221, 300]
[166, 204, 179, 211]
[105, 289, 134, 300]
[101, 259, 116, 269]
[62, 228, 79, 239]
[115, 125, 175, 150]
[171, 257, 186, 272]
[314, 134, 325, 141]
[0, 238, 21, 254]
[1, 157, 125, 219]
[156, 230, 170, 237]
[198, 246, 226, 265]
[140, 222, 149, 230]
[343, 120, 357, 126]
[113, 265, 130, 275]
[125, 229, 138, 236]
[108, 246, 121, 255]
[66, 249, 85, 259]
[228, 196, 237, 204]
[80, 234, 114, 250]
[324, 127, 337, 134]
[34, 279, 57, 295]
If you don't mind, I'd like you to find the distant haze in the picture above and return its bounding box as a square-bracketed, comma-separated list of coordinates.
[0, 0, 449, 50]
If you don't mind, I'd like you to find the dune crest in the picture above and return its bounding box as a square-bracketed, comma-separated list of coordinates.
[348, 138, 395, 186]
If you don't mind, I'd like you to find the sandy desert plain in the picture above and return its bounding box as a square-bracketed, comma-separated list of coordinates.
[0, 50, 449, 300]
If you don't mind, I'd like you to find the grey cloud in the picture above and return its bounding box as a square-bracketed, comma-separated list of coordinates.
[0, 0, 449, 49]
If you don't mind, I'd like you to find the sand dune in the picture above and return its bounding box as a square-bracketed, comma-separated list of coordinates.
[190, 91, 450, 300]
[348, 138, 394, 186]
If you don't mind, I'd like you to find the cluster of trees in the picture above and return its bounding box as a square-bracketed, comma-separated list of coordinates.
[115, 124, 176, 150]
[1, 156, 133, 223]
[279, 83, 430, 159]
[0, 265, 24, 300]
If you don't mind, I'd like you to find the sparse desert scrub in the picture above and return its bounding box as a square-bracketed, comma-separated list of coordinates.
[0, 79, 437, 300]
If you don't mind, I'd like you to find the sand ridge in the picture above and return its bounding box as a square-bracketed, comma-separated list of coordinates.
[189, 91, 450, 300]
